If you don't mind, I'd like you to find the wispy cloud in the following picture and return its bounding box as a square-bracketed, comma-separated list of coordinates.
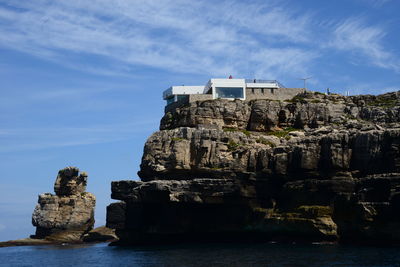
[0, 121, 157, 153]
[357, 0, 392, 8]
[0, 0, 398, 89]
[0, 0, 315, 78]
[329, 17, 399, 72]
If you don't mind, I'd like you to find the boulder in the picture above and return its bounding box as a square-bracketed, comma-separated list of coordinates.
[82, 226, 117, 242]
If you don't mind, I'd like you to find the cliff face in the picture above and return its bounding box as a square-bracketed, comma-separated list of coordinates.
[32, 167, 96, 241]
[107, 91, 400, 244]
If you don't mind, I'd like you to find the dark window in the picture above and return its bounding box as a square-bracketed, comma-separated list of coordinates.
[177, 95, 188, 102]
[252, 88, 255, 94]
[261, 88, 264, 94]
[215, 87, 244, 99]
[166, 96, 175, 105]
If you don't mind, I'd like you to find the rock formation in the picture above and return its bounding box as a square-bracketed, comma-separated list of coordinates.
[82, 226, 118, 242]
[32, 167, 96, 241]
[107, 91, 400, 245]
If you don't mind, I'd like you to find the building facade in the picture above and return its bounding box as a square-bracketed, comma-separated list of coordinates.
[163, 78, 304, 111]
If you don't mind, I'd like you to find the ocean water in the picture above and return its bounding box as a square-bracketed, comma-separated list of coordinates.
[1, 242, 399, 267]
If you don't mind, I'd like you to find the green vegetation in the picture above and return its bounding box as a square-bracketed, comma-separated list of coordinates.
[256, 137, 276, 147]
[366, 97, 397, 108]
[164, 112, 174, 124]
[241, 129, 251, 136]
[227, 140, 240, 151]
[311, 99, 321, 103]
[223, 127, 236, 132]
[210, 166, 222, 170]
[287, 95, 306, 103]
[266, 127, 298, 139]
[314, 91, 325, 96]
[223, 127, 251, 136]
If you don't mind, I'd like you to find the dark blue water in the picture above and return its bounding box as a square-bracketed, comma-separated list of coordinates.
[1, 242, 399, 266]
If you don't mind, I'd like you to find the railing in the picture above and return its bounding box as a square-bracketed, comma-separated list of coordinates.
[245, 79, 285, 88]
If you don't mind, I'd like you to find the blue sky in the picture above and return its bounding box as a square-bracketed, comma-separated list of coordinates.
[0, 0, 399, 241]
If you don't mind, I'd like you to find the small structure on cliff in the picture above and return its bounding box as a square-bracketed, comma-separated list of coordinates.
[32, 167, 96, 242]
[163, 77, 304, 111]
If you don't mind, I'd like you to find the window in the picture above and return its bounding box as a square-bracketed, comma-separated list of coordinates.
[177, 95, 188, 102]
[252, 88, 255, 94]
[215, 87, 244, 99]
[166, 96, 175, 105]
[261, 88, 264, 94]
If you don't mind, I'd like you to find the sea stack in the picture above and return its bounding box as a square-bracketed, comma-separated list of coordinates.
[32, 167, 96, 241]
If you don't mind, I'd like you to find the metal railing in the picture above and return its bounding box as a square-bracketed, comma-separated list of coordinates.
[245, 79, 285, 88]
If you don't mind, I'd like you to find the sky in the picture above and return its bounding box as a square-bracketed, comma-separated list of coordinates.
[0, 0, 400, 241]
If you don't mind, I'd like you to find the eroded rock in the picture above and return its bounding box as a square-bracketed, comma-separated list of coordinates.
[108, 91, 400, 245]
[32, 167, 96, 242]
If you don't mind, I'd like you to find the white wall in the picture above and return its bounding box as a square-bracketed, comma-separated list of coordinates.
[246, 82, 279, 88]
[164, 78, 284, 101]
[208, 78, 246, 100]
[163, 86, 205, 99]
[210, 78, 246, 88]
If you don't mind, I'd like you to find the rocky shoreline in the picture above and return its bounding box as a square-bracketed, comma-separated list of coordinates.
[107, 91, 400, 245]
[1, 167, 117, 247]
[0, 226, 117, 247]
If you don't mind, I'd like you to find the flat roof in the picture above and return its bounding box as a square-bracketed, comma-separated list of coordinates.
[163, 78, 284, 99]
[163, 86, 205, 99]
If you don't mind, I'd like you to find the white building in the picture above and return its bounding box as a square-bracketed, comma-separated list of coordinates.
[163, 86, 205, 105]
[162, 78, 299, 108]
[203, 78, 247, 100]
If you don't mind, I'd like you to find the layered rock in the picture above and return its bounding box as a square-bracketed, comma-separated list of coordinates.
[107, 91, 400, 244]
[32, 167, 96, 241]
[160, 91, 400, 131]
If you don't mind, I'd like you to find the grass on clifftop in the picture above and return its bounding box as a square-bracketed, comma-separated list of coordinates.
[366, 97, 397, 108]
[286, 95, 307, 103]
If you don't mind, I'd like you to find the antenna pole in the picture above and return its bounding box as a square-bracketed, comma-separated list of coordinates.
[298, 77, 312, 90]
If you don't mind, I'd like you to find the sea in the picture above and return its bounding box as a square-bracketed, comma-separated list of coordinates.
[1, 242, 399, 267]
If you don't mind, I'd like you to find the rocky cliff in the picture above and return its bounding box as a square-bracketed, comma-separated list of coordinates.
[32, 167, 96, 241]
[107, 91, 400, 244]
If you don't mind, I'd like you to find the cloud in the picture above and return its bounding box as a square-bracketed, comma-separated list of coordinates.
[329, 17, 399, 72]
[1, 0, 398, 90]
[0, 0, 315, 78]
[0, 121, 157, 153]
[357, 0, 392, 7]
